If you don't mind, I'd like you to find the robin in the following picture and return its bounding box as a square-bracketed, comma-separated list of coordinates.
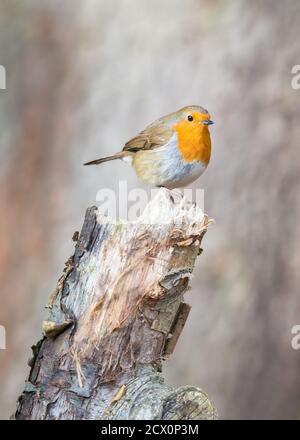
[84, 105, 213, 188]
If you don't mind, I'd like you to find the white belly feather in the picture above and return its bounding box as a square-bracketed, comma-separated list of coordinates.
[128, 133, 207, 188]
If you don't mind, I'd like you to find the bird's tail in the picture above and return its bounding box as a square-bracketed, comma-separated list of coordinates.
[84, 152, 125, 166]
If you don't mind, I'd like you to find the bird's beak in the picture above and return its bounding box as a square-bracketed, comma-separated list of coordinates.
[202, 119, 214, 125]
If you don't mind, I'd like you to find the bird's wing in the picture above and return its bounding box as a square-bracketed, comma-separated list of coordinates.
[123, 122, 174, 152]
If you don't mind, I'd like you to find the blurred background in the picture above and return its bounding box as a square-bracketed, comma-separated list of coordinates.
[0, 0, 300, 419]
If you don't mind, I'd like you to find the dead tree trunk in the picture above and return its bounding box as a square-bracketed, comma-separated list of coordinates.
[15, 189, 217, 420]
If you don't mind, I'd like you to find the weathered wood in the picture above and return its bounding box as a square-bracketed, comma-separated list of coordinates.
[15, 188, 217, 420]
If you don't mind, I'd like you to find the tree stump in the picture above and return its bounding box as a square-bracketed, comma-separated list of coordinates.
[15, 189, 217, 420]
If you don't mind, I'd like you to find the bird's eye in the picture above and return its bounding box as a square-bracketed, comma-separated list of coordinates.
[187, 114, 194, 122]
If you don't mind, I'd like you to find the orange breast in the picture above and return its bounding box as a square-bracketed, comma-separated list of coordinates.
[173, 121, 211, 165]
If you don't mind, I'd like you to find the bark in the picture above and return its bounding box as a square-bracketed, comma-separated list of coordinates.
[15, 189, 216, 420]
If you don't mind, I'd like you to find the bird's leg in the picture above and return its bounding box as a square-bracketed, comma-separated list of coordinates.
[166, 188, 184, 204]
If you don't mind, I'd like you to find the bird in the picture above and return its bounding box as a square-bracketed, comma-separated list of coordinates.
[84, 105, 213, 189]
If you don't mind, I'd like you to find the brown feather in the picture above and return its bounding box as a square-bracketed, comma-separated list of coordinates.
[84, 152, 125, 166]
[123, 122, 173, 152]
[84, 124, 173, 166]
